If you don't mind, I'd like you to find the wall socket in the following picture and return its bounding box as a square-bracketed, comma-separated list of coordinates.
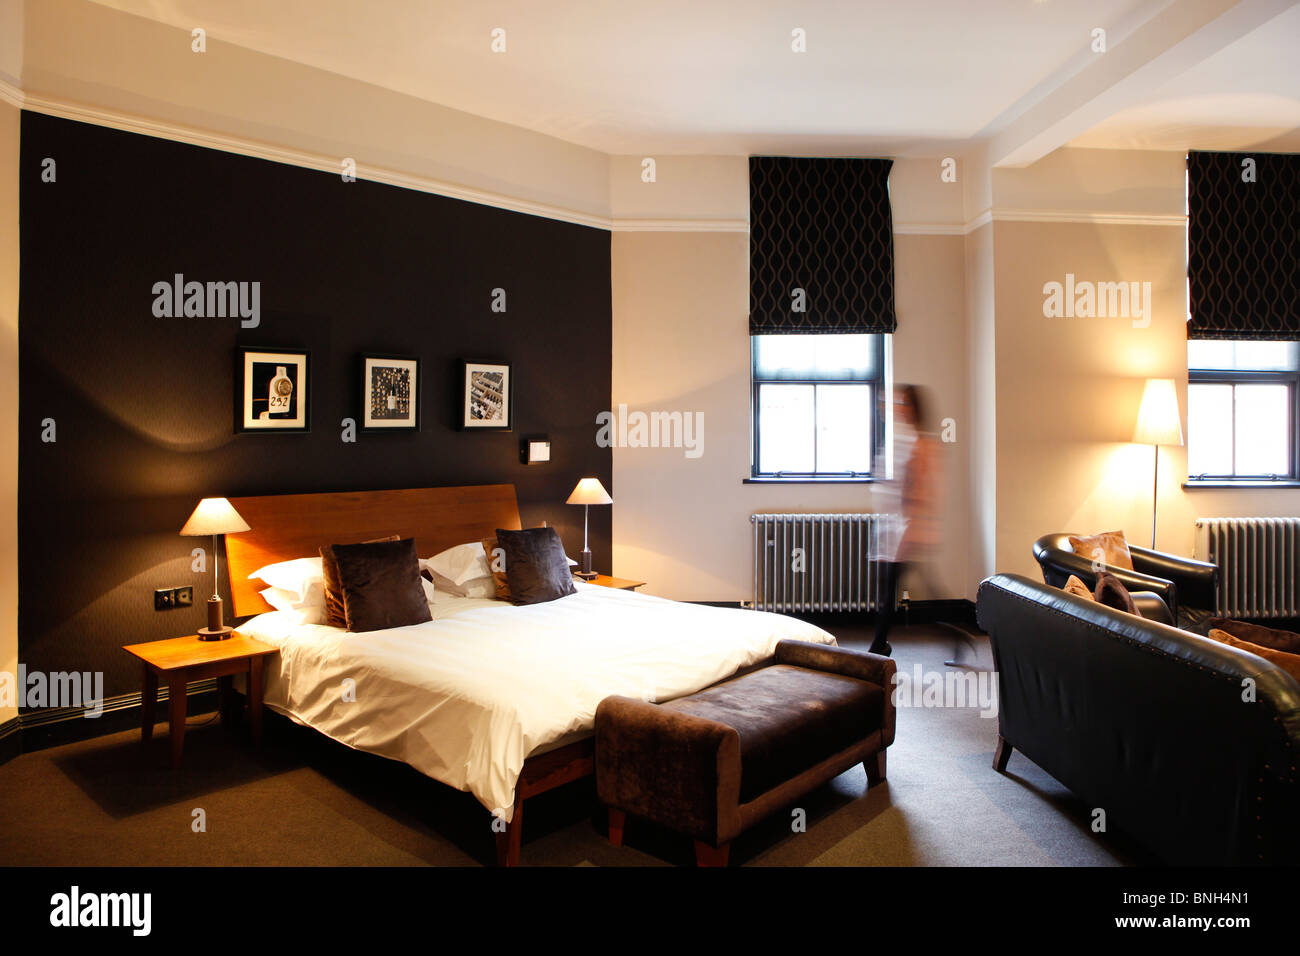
[154, 586, 195, 611]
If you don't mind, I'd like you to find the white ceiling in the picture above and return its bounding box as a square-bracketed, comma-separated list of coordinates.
[89, 0, 1299, 157]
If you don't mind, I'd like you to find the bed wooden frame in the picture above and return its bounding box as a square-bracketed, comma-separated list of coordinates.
[224, 483, 594, 866]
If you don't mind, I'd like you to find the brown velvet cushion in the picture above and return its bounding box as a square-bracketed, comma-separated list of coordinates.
[481, 536, 511, 601]
[1093, 572, 1136, 614]
[1068, 530, 1134, 572]
[320, 534, 399, 627]
[661, 664, 884, 802]
[1208, 618, 1300, 654]
[494, 527, 576, 605]
[320, 537, 431, 633]
[1208, 629, 1300, 684]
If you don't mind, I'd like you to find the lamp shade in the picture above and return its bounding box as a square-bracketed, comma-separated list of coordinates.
[180, 497, 251, 536]
[566, 478, 612, 506]
[1133, 378, 1184, 446]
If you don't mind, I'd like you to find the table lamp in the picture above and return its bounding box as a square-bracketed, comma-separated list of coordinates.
[181, 497, 251, 640]
[566, 477, 612, 580]
[1133, 378, 1183, 549]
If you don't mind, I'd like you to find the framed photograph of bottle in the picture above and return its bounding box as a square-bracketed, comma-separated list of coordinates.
[459, 360, 512, 431]
[361, 354, 419, 431]
[236, 347, 310, 432]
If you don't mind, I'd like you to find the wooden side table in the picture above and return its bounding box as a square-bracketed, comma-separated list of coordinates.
[579, 574, 646, 591]
[122, 632, 277, 768]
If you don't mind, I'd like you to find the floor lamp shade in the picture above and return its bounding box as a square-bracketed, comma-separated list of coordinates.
[180, 498, 250, 640]
[1134, 378, 1183, 446]
[1133, 379, 1183, 549]
[567, 478, 612, 579]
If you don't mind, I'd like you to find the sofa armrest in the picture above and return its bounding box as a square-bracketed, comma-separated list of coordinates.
[1129, 545, 1218, 612]
[594, 695, 741, 845]
[1130, 590, 1174, 626]
[775, 640, 897, 747]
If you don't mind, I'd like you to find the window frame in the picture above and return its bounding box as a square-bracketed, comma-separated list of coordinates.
[748, 333, 887, 482]
[1186, 366, 1300, 483]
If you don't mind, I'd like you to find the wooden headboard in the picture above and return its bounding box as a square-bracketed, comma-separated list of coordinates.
[225, 484, 522, 618]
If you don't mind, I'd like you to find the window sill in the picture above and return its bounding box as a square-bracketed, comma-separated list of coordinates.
[744, 476, 878, 485]
[1182, 479, 1300, 489]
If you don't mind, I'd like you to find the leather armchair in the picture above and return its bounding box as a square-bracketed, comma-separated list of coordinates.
[1032, 533, 1217, 626]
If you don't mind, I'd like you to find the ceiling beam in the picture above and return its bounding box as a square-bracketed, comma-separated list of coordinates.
[983, 0, 1298, 168]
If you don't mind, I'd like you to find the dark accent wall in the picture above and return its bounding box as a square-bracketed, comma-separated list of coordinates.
[19, 112, 612, 703]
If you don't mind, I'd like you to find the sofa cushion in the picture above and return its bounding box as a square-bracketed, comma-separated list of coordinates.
[1062, 574, 1094, 600]
[1067, 530, 1134, 571]
[1093, 572, 1137, 614]
[1207, 629, 1300, 684]
[661, 664, 883, 802]
[1208, 618, 1300, 654]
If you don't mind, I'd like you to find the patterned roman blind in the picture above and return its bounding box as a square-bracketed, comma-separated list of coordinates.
[1187, 150, 1300, 340]
[749, 156, 896, 335]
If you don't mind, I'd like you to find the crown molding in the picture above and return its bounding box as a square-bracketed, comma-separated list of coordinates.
[0, 76, 22, 110]
[5, 82, 1189, 237]
[611, 217, 749, 233]
[6, 82, 744, 234]
[961, 207, 1185, 232]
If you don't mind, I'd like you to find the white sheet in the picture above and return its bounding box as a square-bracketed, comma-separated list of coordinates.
[239, 583, 836, 820]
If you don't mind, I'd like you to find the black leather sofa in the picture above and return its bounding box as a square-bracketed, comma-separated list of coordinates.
[1032, 533, 1218, 628]
[977, 573, 1300, 865]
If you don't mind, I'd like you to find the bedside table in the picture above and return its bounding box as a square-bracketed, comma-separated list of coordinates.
[122, 632, 277, 769]
[578, 574, 646, 591]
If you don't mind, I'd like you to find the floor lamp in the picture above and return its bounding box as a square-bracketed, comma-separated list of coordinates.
[1133, 378, 1184, 549]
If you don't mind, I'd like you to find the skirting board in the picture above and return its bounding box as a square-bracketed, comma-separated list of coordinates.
[0, 679, 221, 765]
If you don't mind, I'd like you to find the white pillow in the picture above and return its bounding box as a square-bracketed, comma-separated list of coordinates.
[424, 542, 492, 587]
[249, 557, 325, 606]
[259, 586, 327, 625]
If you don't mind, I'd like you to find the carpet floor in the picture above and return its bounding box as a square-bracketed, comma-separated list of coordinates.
[0, 621, 1154, 866]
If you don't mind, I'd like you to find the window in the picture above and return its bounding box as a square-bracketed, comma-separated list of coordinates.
[750, 334, 886, 479]
[1187, 340, 1300, 481]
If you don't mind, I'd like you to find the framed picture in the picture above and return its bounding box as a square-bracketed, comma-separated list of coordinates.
[236, 347, 309, 432]
[362, 355, 419, 430]
[460, 360, 512, 430]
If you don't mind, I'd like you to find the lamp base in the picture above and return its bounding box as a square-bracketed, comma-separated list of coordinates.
[576, 548, 597, 581]
[199, 595, 232, 640]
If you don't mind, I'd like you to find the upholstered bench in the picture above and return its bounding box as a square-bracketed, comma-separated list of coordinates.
[595, 639, 896, 866]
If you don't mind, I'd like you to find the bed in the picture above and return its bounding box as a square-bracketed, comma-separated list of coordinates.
[224, 484, 836, 865]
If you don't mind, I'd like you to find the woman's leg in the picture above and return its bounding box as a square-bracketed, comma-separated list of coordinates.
[869, 561, 904, 656]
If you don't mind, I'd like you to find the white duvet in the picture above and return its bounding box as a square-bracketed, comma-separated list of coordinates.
[238, 582, 836, 820]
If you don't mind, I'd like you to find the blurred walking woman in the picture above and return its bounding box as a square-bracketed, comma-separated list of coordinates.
[869, 384, 942, 657]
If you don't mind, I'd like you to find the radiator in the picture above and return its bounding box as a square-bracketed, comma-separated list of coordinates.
[1195, 517, 1300, 618]
[750, 513, 889, 613]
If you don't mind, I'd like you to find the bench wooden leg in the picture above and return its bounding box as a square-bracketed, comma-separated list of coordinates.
[993, 734, 1013, 772]
[608, 808, 626, 847]
[694, 840, 729, 867]
[865, 749, 887, 786]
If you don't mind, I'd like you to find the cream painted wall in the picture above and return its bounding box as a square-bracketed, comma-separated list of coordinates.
[610, 229, 970, 603]
[1, 96, 18, 724]
[988, 149, 1300, 584]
